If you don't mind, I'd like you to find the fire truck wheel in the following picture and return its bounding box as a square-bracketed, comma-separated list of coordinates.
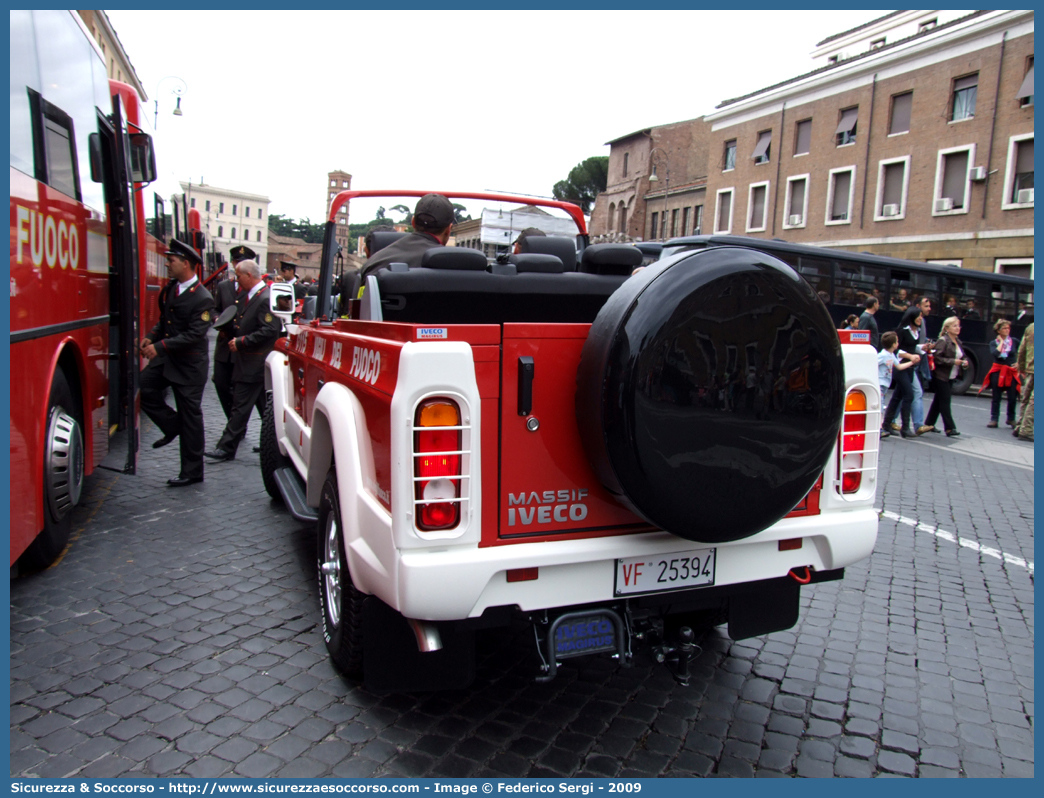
[576, 246, 844, 544]
[317, 468, 366, 679]
[260, 394, 289, 501]
[20, 370, 84, 572]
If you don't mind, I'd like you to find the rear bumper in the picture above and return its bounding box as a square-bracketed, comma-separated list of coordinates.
[393, 508, 878, 620]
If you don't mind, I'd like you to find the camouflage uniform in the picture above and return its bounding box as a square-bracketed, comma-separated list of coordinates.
[1015, 323, 1034, 441]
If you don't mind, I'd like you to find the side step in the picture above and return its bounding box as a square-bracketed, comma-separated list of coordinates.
[273, 467, 319, 522]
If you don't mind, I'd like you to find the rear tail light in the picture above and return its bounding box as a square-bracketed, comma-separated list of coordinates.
[414, 399, 462, 530]
[838, 389, 875, 495]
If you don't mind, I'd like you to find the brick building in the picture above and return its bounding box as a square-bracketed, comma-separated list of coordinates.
[595, 10, 1034, 276]
[326, 170, 352, 254]
[590, 117, 710, 242]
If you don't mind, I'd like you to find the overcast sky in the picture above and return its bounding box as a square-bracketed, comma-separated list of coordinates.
[107, 9, 882, 225]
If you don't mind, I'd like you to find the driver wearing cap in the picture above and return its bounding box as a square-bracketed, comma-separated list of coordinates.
[360, 194, 456, 279]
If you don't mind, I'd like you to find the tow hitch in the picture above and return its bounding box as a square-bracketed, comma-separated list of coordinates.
[650, 626, 701, 686]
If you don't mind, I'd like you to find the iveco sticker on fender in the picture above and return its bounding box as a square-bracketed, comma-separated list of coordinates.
[417, 327, 448, 340]
[507, 489, 589, 526]
[351, 346, 380, 385]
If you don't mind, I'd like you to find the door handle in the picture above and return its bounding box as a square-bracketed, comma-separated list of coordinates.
[518, 357, 534, 416]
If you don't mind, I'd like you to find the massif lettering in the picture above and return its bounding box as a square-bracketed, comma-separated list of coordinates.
[507, 488, 588, 526]
[13, 206, 81, 270]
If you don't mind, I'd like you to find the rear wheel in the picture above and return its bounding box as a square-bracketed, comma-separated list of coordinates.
[20, 370, 84, 571]
[317, 468, 366, 679]
[259, 393, 289, 500]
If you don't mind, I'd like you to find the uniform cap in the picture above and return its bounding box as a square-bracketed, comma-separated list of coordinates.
[279, 261, 298, 273]
[165, 238, 202, 266]
[413, 194, 455, 228]
[230, 245, 257, 263]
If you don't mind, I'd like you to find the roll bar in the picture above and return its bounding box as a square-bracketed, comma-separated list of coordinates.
[315, 190, 589, 322]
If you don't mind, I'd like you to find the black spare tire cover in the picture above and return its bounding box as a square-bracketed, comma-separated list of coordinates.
[576, 246, 844, 543]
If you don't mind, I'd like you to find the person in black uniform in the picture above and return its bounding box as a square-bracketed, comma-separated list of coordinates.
[140, 239, 216, 487]
[205, 259, 282, 462]
[212, 245, 255, 419]
[359, 194, 455, 279]
[279, 261, 308, 301]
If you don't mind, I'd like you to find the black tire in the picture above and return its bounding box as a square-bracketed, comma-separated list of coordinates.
[951, 352, 976, 396]
[576, 246, 844, 544]
[259, 393, 290, 500]
[20, 370, 84, 572]
[317, 468, 367, 679]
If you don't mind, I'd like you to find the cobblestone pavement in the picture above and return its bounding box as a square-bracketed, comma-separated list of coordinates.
[10, 372, 1034, 778]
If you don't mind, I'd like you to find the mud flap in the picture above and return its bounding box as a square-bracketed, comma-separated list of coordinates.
[727, 577, 800, 640]
[362, 598, 475, 692]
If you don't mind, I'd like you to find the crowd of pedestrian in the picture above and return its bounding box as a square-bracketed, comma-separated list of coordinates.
[875, 293, 1035, 443]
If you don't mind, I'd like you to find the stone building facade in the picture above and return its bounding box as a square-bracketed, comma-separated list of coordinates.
[326, 171, 352, 255]
[76, 11, 145, 99]
[178, 182, 272, 266]
[590, 118, 709, 242]
[594, 10, 1034, 276]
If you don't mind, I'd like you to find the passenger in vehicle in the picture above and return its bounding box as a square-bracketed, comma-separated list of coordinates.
[513, 227, 545, 254]
[360, 194, 456, 278]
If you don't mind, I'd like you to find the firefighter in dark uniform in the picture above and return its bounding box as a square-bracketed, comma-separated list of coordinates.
[140, 239, 216, 487]
[279, 260, 308, 301]
[204, 259, 282, 462]
[212, 245, 255, 419]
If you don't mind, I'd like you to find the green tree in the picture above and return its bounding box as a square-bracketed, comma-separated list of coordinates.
[451, 203, 471, 223]
[389, 204, 411, 221]
[552, 156, 609, 214]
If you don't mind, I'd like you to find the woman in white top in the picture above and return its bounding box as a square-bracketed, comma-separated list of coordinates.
[924, 316, 969, 436]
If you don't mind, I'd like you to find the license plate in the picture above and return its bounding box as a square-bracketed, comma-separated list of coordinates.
[553, 614, 618, 660]
[614, 548, 717, 595]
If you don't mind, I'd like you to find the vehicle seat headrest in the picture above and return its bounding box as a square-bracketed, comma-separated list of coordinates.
[508, 253, 565, 274]
[369, 231, 408, 254]
[421, 247, 489, 271]
[519, 235, 578, 270]
[579, 243, 644, 275]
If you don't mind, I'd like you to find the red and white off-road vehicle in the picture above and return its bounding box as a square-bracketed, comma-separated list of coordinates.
[262, 191, 879, 690]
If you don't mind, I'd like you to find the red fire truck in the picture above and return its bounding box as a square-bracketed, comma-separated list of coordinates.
[261, 190, 880, 689]
[9, 11, 197, 571]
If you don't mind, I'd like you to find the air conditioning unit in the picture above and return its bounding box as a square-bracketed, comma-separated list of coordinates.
[1017, 188, 1034, 204]
[882, 204, 900, 217]
[787, 214, 803, 226]
[935, 197, 954, 212]
[969, 166, 986, 181]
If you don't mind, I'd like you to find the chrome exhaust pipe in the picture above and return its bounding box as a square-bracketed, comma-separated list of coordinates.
[407, 619, 443, 652]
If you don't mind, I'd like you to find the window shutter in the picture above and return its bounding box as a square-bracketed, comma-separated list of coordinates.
[795, 120, 812, 154]
[889, 92, 912, 134]
[1016, 138, 1034, 173]
[790, 179, 806, 214]
[954, 74, 978, 91]
[882, 162, 905, 207]
[941, 151, 969, 205]
[832, 171, 852, 217]
[835, 108, 858, 135]
[751, 131, 772, 160]
[1016, 66, 1034, 99]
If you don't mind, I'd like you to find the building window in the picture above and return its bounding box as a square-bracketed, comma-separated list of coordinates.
[231, 227, 236, 238]
[835, 107, 858, 146]
[219, 202, 224, 213]
[1002, 134, 1034, 209]
[747, 182, 769, 232]
[330, 192, 335, 200]
[828, 55, 839, 65]
[257, 230, 262, 242]
[918, 18, 937, 33]
[190, 197, 196, 208]
[794, 119, 812, 156]
[681, 207, 689, 236]
[889, 92, 912, 135]
[232, 204, 237, 215]
[618, 203, 627, 233]
[205, 200, 211, 212]
[693, 205, 703, 235]
[952, 74, 978, 121]
[870, 37, 886, 50]
[826, 167, 855, 224]
[874, 156, 910, 221]
[752, 130, 771, 164]
[1018, 56, 1034, 107]
[714, 188, 734, 234]
[783, 175, 809, 229]
[650, 212, 659, 240]
[623, 152, 629, 177]
[670, 208, 679, 237]
[995, 258, 1034, 281]
[217, 225, 223, 237]
[330, 179, 336, 187]
[257, 208, 263, 221]
[723, 140, 737, 171]
[246, 207, 250, 217]
[242, 228, 248, 240]
[933, 144, 974, 214]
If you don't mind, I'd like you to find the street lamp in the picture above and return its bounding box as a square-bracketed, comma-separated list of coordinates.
[153, 76, 187, 129]
[647, 147, 671, 241]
